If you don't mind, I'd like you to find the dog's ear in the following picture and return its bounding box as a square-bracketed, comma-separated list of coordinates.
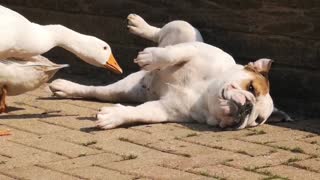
[247, 58, 273, 78]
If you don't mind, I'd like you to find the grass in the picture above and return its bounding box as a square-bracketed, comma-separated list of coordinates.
[78, 153, 87, 157]
[244, 167, 259, 172]
[310, 141, 317, 144]
[236, 150, 251, 156]
[121, 154, 138, 161]
[82, 140, 97, 146]
[244, 167, 289, 180]
[290, 147, 305, 153]
[269, 149, 278, 154]
[55, 152, 63, 156]
[276, 146, 305, 154]
[196, 171, 226, 180]
[286, 157, 300, 164]
[246, 129, 267, 136]
[263, 175, 289, 180]
[186, 133, 199, 137]
[118, 137, 129, 142]
[259, 170, 289, 180]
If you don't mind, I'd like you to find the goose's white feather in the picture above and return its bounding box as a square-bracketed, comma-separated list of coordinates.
[0, 56, 68, 96]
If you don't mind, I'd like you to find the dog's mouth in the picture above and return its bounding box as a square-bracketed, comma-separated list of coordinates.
[219, 88, 254, 129]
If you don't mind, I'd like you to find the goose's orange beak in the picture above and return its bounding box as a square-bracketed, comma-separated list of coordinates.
[104, 53, 123, 74]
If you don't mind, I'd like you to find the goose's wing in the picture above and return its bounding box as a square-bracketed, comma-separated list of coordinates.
[0, 56, 69, 71]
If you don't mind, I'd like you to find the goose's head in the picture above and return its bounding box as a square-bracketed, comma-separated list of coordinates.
[75, 36, 123, 74]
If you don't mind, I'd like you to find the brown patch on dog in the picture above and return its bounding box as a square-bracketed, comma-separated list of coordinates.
[241, 67, 270, 96]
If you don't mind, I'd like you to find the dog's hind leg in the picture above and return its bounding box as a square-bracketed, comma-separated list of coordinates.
[127, 14, 203, 47]
[127, 14, 161, 43]
[49, 71, 150, 103]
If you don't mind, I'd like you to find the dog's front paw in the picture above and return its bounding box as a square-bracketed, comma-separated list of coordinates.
[134, 47, 166, 71]
[96, 104, 127, 129]
[127, 14, 150, 36]
[49, 79, 81, 98]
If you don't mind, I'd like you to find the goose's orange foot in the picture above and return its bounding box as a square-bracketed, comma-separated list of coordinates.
[0, 87, 7, 114]
[0, 105, 7, 114]
[0, 130, 11, 136]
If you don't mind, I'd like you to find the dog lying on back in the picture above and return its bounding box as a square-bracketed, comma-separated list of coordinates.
[50, 14, 291, 130]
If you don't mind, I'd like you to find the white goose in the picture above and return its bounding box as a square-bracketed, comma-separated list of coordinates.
[0, 5, 123, 113]
[0, 56, 68, 113]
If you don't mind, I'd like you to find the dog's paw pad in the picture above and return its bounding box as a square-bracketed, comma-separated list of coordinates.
[49, 79, 80, 98]
[96, 105, 126, 129]
[127, 14, 150, 35]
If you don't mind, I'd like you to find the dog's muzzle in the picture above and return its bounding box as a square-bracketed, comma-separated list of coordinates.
[231, 100, 253, 129]
[219, 87, 255, 129]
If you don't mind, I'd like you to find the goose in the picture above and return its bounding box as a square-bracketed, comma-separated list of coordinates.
[0, 5, 122, 73]
[0, 5, 123, 113]
[0, 55, 68, 113]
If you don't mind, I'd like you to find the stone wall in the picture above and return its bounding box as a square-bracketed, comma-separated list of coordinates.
[1, 0, 320, 117]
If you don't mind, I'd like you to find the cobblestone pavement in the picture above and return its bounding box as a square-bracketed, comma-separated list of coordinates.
[0, 85, 319, 180]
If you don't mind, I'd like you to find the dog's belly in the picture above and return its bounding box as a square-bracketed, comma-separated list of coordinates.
[143, 60, 225, 100]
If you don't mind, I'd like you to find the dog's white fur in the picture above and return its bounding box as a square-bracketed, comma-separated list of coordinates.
[50, 14, 290, 130]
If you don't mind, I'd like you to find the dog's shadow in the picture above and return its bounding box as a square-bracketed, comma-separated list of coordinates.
[267, 118, 320, 135]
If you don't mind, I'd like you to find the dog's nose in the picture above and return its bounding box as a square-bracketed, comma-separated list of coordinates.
[234, 100, 253, 129]
[239, 101, 253, 117]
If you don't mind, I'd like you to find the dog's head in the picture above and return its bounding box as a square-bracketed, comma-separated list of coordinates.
[209, 59, 274, 130]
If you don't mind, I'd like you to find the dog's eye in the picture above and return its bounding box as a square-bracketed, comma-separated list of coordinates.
[247, 82, 255, 95]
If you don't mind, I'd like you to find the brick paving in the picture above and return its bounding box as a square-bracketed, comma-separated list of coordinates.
[0, 85, 319, 180]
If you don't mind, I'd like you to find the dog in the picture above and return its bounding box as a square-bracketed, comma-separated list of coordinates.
[49, 14, 291, 130]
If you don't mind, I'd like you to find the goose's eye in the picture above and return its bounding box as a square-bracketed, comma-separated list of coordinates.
[248, 82, 255, 95]
[103, 46, 107, 50]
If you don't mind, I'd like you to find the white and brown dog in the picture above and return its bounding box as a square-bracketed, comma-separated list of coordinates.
[49, 14, 291, 130]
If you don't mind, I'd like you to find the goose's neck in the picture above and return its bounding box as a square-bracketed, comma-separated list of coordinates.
[44, 25, 86, 56]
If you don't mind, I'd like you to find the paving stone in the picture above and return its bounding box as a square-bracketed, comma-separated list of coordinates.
[92, 127, 149, 139]
[192, 164, 267, 180]
[0, 102, 45, 122]
[0, 125, 39, 141]
[184, 135, 275, 156]
[227, 150, 309, 169]
[239, 130, 315, 144]
[149, 139, 230, 158]
[3, 119, 68, 135]
[23, 100, 96, 116]
[91, 139, 153, 157]
[68, 166, 135, 180]
[258, 165, 320, 180]
[104, 159, 212, 180]
[246, 124, 292, 133]
[131, 123, 204, 139]
[268, 140, 320, 156]
[12, 136, 101, 158]
[3, 165, 80, 180]
[159, 150, 248, 170]
[64, 99, 112, 111]
[291, 158, 320, 172]
[40, 116, 96, 130]
[42, 153, 121, 172]
[42, 129, 98, 145]
[0, 174, 15, 180]
[0, 141, 66, 170]
[302, 135, 320, 146]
